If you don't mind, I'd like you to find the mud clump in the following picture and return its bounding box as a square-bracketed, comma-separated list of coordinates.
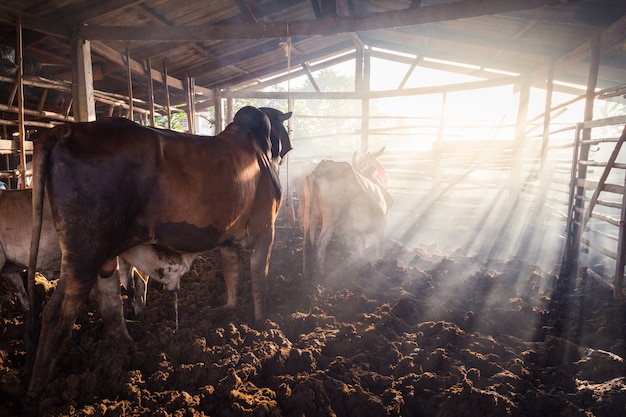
[1, 226, 625, 416]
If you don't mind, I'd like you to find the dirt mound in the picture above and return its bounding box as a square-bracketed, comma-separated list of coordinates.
[1, 226, 625, 416]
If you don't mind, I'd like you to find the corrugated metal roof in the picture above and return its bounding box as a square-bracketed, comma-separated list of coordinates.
[0, 0, 624, 118]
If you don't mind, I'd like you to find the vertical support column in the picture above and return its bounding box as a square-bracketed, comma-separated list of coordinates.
[562, 32, 601, 282]
[146, 58, 155, 127]
[511, 75, 531, 196]
[354, 45, 363, 94]
[71, 37, 96, 122]
[433, 92, 447, 189]
[540, 60, 555, 171]
[360, 47, 370, 153]
[185, 73, 196, 134]
[16, 18, 26, 189]
[226, 93, 233, 126]
[126, 47, 133, 121]
[615, 136, 626, 299]
[162, 61, 171, 130]
[214, 88, 222, 134]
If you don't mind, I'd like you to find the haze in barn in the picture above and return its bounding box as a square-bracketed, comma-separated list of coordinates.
[1, 1, 625, 417]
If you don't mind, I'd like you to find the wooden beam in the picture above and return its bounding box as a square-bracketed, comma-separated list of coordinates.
[531, 13, 626, 82]
[71, 38, 96, 122]
[0, 5, 71, 39]
[126, 47, 133, 120]
[77, 0, 582, 41]
[146, 58, 155, 126]
[235, 0, 258, 22]
[301, 63, 321, 93]
[91, 40, 212, 99]
[16, 18, 26, 189]
[47, 0, 145, 25]
[226, 74, 521, 99]
[91, 40, 184, 91]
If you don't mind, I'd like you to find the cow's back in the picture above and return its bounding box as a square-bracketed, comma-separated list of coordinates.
[311, 161, 386, 234]
[45, 118, 274, 261]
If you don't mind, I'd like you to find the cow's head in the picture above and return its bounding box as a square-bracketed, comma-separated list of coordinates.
[352, 147, 393, 209]
[259, 107, 293, 163]
[353, 146, 389, 184]
[233, 106, 272, 150]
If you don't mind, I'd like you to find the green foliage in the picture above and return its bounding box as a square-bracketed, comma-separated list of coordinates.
[155, 111, 186, 131]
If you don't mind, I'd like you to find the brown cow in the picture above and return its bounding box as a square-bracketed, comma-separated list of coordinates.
[301, 147, 393, 278]
[26, 106, 292, 400]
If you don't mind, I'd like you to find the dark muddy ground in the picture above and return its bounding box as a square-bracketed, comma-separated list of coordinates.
[1, 225, 625, 416]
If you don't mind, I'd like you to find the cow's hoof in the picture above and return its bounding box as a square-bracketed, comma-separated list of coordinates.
[21, 394, 39, 417]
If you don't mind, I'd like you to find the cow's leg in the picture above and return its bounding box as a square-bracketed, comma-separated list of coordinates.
[117, 257, 133, 294]
[220, 246, 241, 309]
[303, 180, 321, 279]
[2, 271, 29, 311]
[315, 220, 334, 276]
[26, 268, 95, 398]
[89, 269, 133, 343]
[250, 231, 272, 323]
[132, 269, 149, 316]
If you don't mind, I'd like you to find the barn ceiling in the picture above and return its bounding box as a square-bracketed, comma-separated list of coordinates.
[0, 0, 625, 118]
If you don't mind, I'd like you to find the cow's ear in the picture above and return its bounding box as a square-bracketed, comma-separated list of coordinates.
[281, 111, 293, 121]
[372, 146, 385, 158]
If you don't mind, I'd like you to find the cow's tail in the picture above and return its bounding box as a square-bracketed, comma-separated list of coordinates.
[25, 124, 67, 371]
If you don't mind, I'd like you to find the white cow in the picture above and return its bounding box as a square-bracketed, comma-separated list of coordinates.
[301, 147, 393, 278]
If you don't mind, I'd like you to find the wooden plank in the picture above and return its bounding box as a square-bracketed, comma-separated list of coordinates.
[601, 183, 623, 195]
[227, 74, 521, 100]
[71, 38, 96, 122]
[531, 14, 626, 84]
[146, 58, 155, 127]
[0, 139, 34, 154]
[589, 211, 619, 227]
[609, 127, 626, 301]
[579, 128, 626, 228]
[581, 237, 618, 260]
[50, 0, 144, 25]
[0, 103, 74, 123]
[126, 47, 133, 120]
[16, 18, 26, 189]
[0, 5, 71, 39]
[77, 0, 580, 41]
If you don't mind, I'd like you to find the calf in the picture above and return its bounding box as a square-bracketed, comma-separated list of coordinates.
[0, 189, 59, 311]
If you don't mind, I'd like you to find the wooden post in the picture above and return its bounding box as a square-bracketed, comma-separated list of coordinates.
[562, 32, 602, 281]
[146, 58, 155, 127]
[126, 47, 133, 121]
[214, 88, 222, 134]
[71, 37, 96, 122]
[355, 45, 363, 94]
[433, 92, 447, 188]
[185, 73, 196, 134]
[226, 93, 233, 128]
[511, 74, 531, 195]
[615, 132, 626, 299]
[16, 18, 26, 189]
[360, 47, 370, 153]
[163, 60, 171, 130]
[540, 60, 555, 171]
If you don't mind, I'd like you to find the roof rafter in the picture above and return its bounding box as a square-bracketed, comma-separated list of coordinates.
[77, 0, 583, 41]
